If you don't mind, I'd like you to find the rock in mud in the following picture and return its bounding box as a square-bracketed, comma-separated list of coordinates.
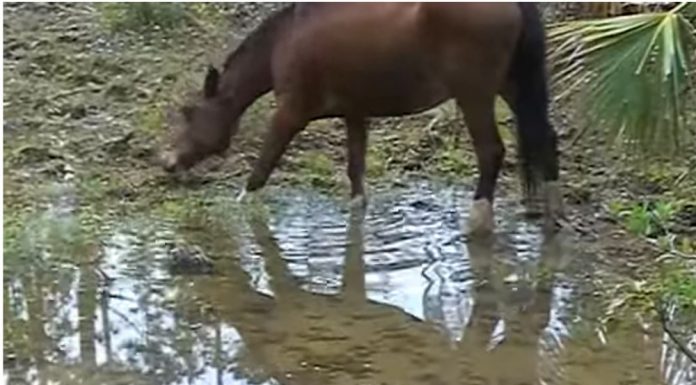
[165, 242, 215, 275]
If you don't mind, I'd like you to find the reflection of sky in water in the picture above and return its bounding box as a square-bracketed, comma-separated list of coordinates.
[5, 182, 695, 385]
[89, 230, 280, 385]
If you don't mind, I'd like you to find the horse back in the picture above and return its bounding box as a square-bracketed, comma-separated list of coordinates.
[270, 3, 523, 117]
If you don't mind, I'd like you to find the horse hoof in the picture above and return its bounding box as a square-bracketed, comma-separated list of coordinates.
[236, 188, 248, 203]
[467, 199, 494, 236]
[349, 194, 368, 210]
[236, 188, 263, 205]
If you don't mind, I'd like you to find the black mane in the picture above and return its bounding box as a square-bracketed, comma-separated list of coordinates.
[223, 4, 297, 71]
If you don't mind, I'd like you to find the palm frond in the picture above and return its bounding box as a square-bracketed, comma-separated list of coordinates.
[548, 3, 696, 156]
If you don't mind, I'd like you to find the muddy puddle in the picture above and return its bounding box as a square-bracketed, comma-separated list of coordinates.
[4, 181, 695, 385]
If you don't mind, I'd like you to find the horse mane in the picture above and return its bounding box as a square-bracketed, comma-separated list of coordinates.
[223, 4, 297, 71]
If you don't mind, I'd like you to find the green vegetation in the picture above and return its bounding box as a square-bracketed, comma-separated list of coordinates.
[99, 3, 223, 35]
[608, 199, 678, 237]
[431, 136, 476, 178]
[101, 3, 191, 32]
[292, 151, 338, 190]
[547, 2, 696, 338]
[365, 145, 389, 180]
[549, 2, 696, 155]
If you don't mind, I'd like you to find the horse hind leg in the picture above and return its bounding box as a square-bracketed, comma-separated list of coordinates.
[457, 96, 504, 235]
[501, 86, 564, 230]
[500, 90, 541, 217]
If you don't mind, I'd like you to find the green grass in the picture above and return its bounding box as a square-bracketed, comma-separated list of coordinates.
[431, 136, 476, 179]
[293, 151, 338, 190]
[662, 266, 696, 310]
[100, 3, 195, 33]
[608, 199, 679, 237]
[366, 146, 389, 180]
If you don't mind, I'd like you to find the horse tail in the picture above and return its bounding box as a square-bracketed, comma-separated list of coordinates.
[507, 3, 558, 196]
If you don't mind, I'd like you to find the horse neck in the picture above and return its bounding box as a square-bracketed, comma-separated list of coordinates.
[217, 36, 278, 122]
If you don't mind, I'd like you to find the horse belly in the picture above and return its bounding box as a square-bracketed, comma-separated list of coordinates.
[326, 54, 449, 117]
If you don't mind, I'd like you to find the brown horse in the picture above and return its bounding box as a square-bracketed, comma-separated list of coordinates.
[161, 3, 563, 234]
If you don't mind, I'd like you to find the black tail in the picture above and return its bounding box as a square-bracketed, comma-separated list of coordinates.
[508, 3, 558, 196]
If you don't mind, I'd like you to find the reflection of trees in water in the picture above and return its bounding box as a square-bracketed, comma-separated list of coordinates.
[102, 218, 254, 385]
[6, 190, 696, 385]
[3, 208, 267, 385]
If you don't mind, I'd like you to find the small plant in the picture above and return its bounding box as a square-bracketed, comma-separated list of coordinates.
[432, 136, 475, 179]
[100, 3, 195, 34]
[366, 147, 389, 180]
[138, 102, 167, 138]
[294, 151, 337, 190]
[549, 3, 696, 156]
[662, 267, 696, 310]
[612, 199, 678, 237]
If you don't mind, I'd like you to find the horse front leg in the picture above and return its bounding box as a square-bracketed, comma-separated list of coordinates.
[345, 116, 368, 209]
[242, 103, 308, 198]
[458, 97, 504, 235]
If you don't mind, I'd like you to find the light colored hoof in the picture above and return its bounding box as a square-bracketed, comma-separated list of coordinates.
[468, 199, 494, 235]
[236, 188, 262, 205]
[349, 194, 368, 210]
[236, 188, 248, 203]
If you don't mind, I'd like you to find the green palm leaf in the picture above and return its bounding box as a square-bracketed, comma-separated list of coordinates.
[548, 3, 696, 155]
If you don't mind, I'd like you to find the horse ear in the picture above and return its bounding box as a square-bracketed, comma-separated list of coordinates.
[203, 65, 219, 98]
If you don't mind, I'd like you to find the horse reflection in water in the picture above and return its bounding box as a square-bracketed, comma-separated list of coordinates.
[186, 207, 575, 385]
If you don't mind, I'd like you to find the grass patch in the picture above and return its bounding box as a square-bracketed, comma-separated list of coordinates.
[100, 3, 197, 33]
[608, 199, 679, 237]
[151, 193, 213, 223]
[366, 146, 389, 180]
[292, 151, 338, 190]
[137, 101, 169, 139]
[662, 266, 696, 311]
[431, 136, 476, 180]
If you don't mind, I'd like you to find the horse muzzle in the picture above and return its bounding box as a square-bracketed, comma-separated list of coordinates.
[160, 151, 182, 173]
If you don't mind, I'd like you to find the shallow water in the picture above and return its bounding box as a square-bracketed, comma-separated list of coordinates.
[4, 182, 695, 385]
